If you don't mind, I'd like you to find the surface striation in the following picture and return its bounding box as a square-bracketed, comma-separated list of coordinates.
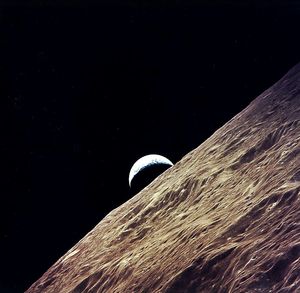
[27, 64, 300, 293]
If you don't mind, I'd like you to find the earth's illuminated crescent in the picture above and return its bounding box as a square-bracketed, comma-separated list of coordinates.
[129, 154, 173, 187]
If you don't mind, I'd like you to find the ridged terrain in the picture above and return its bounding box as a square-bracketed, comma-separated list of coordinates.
[27, 63, 300, 293]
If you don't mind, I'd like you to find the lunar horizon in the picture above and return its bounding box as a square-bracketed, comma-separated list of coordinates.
[26, 63, 300, 292]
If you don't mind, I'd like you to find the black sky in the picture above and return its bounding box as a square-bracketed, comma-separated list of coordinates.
[1, 1, 300, 292]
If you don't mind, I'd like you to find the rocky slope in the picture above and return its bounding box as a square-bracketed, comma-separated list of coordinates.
[27, 64, 300, 292]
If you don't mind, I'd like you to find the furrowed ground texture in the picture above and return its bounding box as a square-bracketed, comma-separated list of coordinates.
[27, 64, 300, 293]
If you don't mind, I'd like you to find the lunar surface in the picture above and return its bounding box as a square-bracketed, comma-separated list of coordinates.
[27, 64, 300, 292]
